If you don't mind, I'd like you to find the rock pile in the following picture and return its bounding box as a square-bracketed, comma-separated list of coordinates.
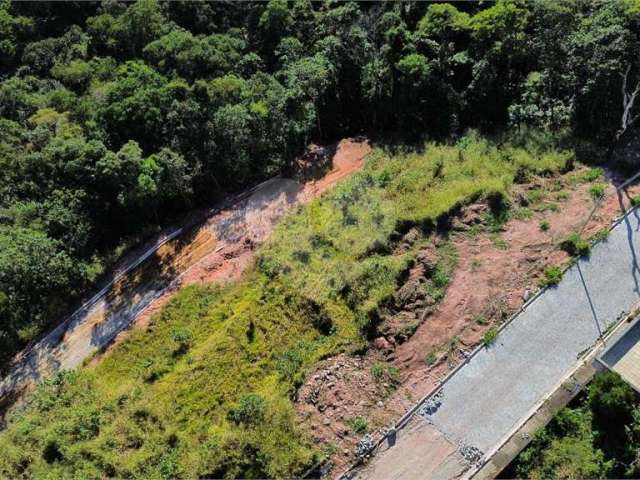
[419, 389, 444, 417]
[459, 443, 484, 465]
[355, 434, 375, 458]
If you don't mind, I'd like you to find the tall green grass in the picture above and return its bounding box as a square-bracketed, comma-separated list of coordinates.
[0, 133, 570, 478]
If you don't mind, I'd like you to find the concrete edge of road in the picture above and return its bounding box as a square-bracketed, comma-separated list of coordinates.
[335, 180, 640, 480]
[469, 302, 640, 480]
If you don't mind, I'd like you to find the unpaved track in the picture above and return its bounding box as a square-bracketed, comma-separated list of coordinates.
[0, 139, 369, 408]
[357, 205, 640, 479]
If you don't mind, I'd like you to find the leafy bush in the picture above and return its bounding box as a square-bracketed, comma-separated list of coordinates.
[424, 351, 438, 366]
[371, 363, 400, 384]
[592, 228, 609, 243]
[483, 326, 499, 345]
[539, 220, 550, 231]
[228, 394, 268, 425]
[277, 349, 303, 382]
[473, 314, 488, 326]
[527, 189, 546, 204]
[541, 265, 563, 287]
[170, 327, 192, 355]
[371, 364, 384, 382]
[582, 167, 604, 182]
[491, 235, 510, 250]
[352, 417, 368, 434]
[589, 184, 605, 200]
[510, 207, 534, 221]
[561, 232, 590, 257]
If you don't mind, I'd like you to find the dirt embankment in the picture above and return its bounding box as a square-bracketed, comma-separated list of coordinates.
[295, 169, 640, 476]
[0, 138, 370, 407]
[90, 138, 371, 362]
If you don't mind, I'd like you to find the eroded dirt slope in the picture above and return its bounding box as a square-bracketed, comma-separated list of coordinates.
[294, 169, 640, 476]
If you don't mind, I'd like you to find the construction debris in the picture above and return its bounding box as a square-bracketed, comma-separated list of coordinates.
[459, 443, 484, 465]
[419, 389, 444, 417]
[355, 434, 375, 458]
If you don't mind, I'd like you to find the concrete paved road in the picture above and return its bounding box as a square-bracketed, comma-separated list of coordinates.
[357, 207, 640, 479]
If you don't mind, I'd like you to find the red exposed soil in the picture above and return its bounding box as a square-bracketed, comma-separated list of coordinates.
[294, 170, 640, 476]
[302, 137, 371, 198]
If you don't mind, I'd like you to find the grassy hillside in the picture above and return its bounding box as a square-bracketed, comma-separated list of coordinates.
[0, 133, 571, 478]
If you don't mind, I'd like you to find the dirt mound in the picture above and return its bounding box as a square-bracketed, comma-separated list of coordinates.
[378, 243, 439, 343]
[296, 352, 395, 467]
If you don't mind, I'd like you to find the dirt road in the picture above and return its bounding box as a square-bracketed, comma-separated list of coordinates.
[0, 138, 370, 408]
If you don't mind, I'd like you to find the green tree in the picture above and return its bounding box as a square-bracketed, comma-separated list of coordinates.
[0, 227, 81, 343]
[568, 0, 640, 143]
[0, 0, 33, 73]
[466, 1, 531, 127]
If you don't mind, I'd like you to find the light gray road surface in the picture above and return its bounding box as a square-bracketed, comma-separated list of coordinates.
[359, 208, 640, 479]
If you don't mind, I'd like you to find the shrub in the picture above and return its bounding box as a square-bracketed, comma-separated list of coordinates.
[539, 220, 550, 231]
[277, 350, 303, 381]
[431, 267, 450, 289]
[561, 232, 590, 257]
[371, 364, 400, 384]
[43, 440, 63, 464]
[474, 314, 488, 325]
[526, 189, 545, 204]
[371, 364, 384, 381]
[228, 394, 267, 425]
[582, 167, 604, 182]
[589, 184, 605, 201]
[424, 351, 438, 366]
[510, 207, 533, 221]
[170, 327, 192, 355]
[541, 265, 563, 287]
[352, 417, 368, 434]
[443, 336, 459, 360]
[485, 206, 509, 233]
[483, 326, 499, 345]
[492, 235, 510, 250]
[169, 328, 193, 346]
[592, 228, 609, 243]
[375, 168, 392, 187]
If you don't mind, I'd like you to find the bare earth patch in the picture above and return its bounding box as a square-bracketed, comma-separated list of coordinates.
[294, 169, 640, 476]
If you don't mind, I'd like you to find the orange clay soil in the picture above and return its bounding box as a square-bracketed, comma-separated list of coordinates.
[294, 169, 640, 476]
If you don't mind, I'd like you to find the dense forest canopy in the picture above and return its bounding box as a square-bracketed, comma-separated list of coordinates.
[1, 0, 640, 370]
